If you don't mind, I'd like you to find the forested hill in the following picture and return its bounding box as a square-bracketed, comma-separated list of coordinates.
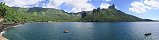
[0, 2, 153, 23]
[80, 4, 151, 22]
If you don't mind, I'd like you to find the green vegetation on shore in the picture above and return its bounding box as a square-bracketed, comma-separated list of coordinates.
[0, 2, 80, 23]
[0, 2, 153, 23]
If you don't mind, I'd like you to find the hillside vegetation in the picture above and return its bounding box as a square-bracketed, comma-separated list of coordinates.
[0, 3, 153, 23]
[80, 4, 144, 22]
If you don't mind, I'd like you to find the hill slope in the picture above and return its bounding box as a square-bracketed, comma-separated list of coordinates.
[0, 3, 153, 22]
[80, 4, 148, 22]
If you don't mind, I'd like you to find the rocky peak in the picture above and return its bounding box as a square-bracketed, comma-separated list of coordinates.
[108, 4, 116, 9]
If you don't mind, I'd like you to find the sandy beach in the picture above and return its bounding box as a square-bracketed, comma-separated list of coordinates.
[0, 36, 8, 40]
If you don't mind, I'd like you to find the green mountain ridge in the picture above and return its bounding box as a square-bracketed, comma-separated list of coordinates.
[81, 4, 146, 22]
[0, 3, 154, 23]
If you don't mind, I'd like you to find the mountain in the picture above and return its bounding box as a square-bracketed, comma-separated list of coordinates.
[80, 4, 151, 22]
[11, 4, 153, 22]
[0, 3, 153, 22]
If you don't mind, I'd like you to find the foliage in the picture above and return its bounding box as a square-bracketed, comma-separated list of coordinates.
[1, 3, 80, 23]
[0, 3, 151, 23]
[80, 5, 144, 22]
[0, 2, 8, 16]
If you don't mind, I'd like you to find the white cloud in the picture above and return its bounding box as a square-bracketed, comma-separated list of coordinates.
[129, 1, 150, 13]
[144, 0, 159, 8]
[47, 0, 95, 13]
[106, 0, 111, 2]
[129, 0, 159, 13]
[102, 0, 111, 2]
[88, 0, 92, 1]
[2, 0, 43, 8]
[46, 0, 65, 8]
[99, 3, 110, 9]
[1, 0, 95, 13]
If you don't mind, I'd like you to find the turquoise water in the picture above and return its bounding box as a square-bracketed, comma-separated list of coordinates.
[2, 22, 159, 40]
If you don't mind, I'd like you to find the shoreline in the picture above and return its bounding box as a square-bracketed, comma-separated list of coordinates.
[0, 23, 23, 40]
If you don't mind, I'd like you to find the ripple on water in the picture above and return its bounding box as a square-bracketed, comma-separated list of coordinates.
[2, 22, 159, 40]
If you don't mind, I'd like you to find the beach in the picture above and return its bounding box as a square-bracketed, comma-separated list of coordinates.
[0, 36, 8, 40]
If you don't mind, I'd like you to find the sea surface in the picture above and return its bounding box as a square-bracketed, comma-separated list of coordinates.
[2, 22, 159, 40]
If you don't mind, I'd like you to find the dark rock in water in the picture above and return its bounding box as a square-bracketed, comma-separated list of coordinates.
[145, 33, 151, 36]
[64, 30, 69, 33]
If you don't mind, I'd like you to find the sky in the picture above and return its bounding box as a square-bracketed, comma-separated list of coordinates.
[0, 0, 159, 20]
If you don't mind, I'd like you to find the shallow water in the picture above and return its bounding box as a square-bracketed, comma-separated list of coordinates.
[2, 22, 159, 40]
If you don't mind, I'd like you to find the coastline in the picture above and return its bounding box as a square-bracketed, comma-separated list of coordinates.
[0, 36, 8, 40]
[0, 23, 22, 40]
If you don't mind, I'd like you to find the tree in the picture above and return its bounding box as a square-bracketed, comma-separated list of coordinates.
[34, 12, 37, 15]
[0, 2, 7, 17]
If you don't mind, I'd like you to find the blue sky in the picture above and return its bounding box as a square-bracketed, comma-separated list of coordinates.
[0, 0, 159, 20]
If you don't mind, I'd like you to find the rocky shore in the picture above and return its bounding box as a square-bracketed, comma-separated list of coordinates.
[0, 23, 18, 32]
[0, 23, 20, 33]
[0, 23, 20, 40]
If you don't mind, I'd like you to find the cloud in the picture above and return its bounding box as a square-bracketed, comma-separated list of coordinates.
[105, 0, 111, 2]
[47, 0, 95, 13]
[1, 0, 96, 13]
[129, 0, 159, 13]
[102, 0, 111, 2]
[1, 0, 46, 8]
[144, 0, 159, 8]
[129, 1, 151, 13]
[99, 3, 110, 9]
